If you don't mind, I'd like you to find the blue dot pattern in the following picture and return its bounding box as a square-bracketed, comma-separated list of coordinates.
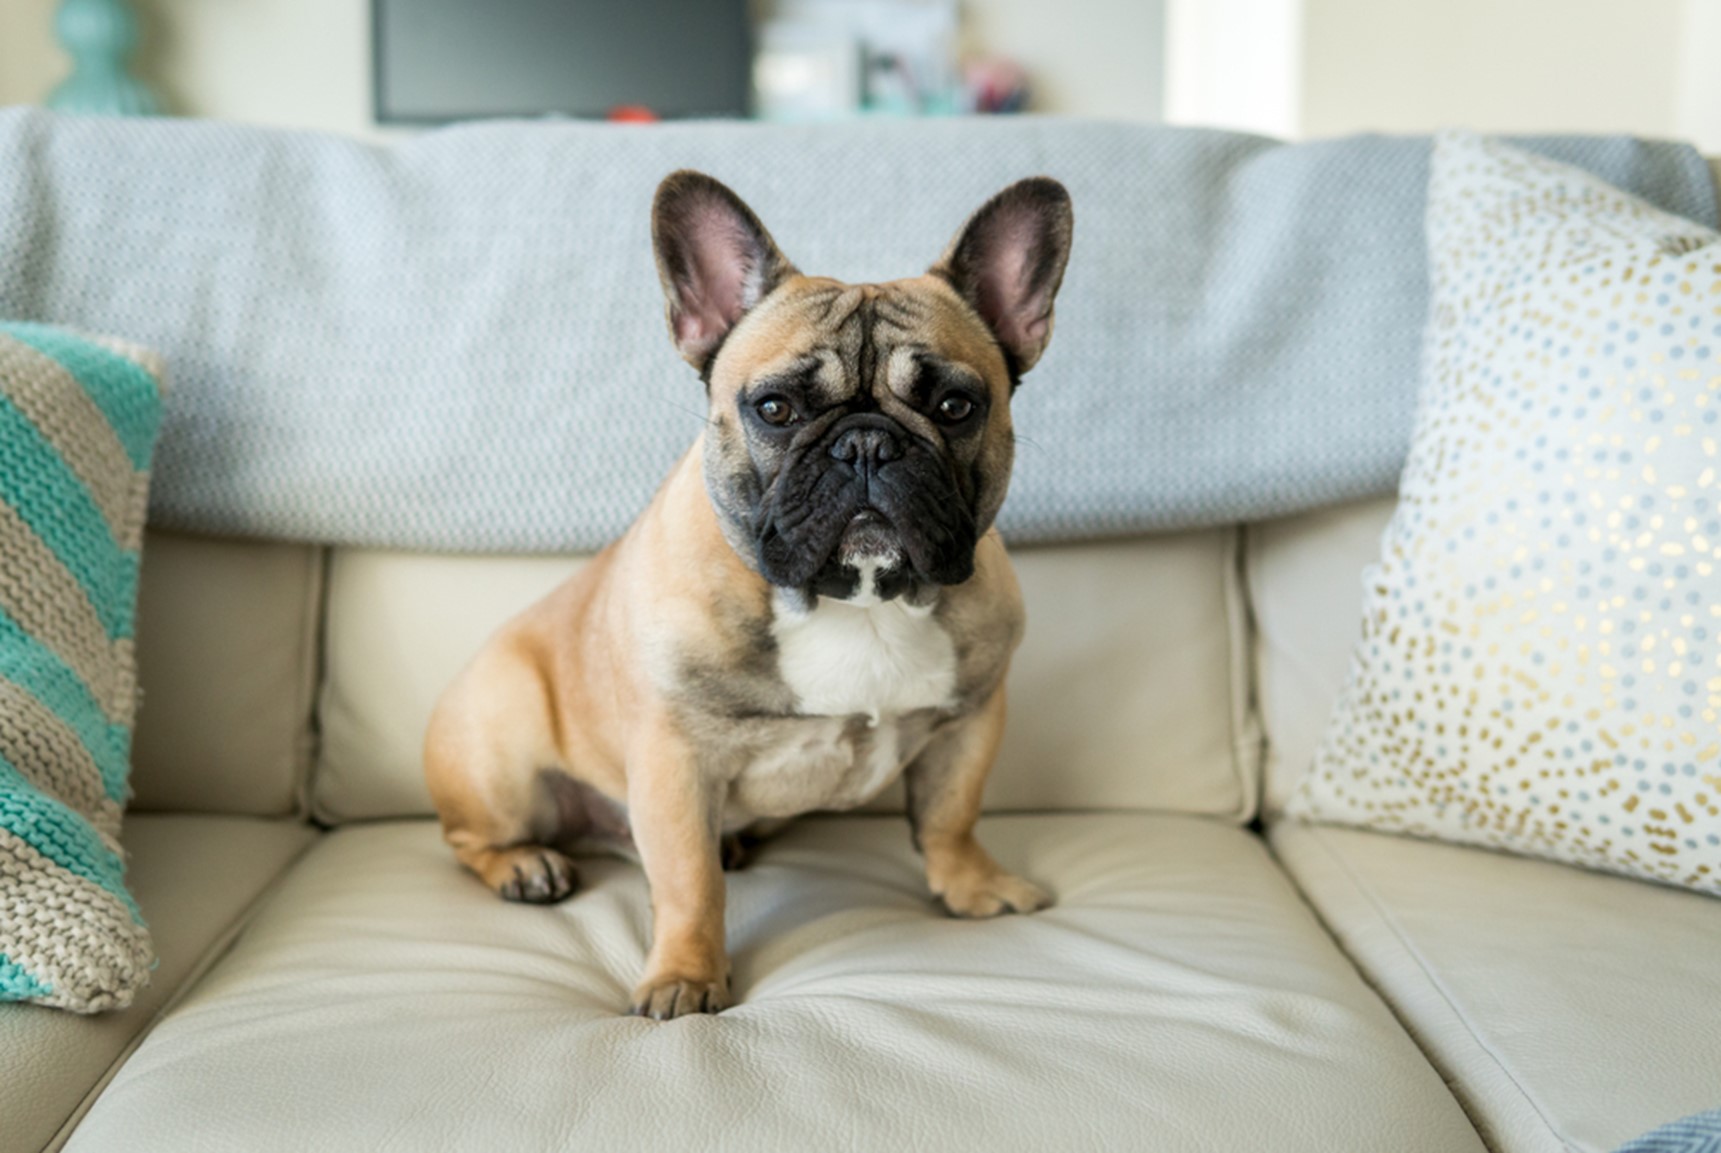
[1293, 134, 1721, 896]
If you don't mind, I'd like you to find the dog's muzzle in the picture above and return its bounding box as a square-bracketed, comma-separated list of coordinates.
[754, 413, 977, 597]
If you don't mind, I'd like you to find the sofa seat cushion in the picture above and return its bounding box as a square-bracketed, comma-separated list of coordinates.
[0, 816, 316, 1153]
[65, 815, 1480, 1153]
[1270, 822, 1721, 1153]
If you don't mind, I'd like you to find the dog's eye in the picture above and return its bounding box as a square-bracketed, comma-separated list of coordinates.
[936, 395, 975, 423]
[756, 397, 796, 426]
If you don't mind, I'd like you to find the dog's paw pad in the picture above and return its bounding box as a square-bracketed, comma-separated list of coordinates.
[490, 847, 580, 905]
[628, 977, 729, 1020]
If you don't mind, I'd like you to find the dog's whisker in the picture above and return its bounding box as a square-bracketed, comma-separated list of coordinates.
[655, 393, 719, 429]
[1011, 432, 1053, 457]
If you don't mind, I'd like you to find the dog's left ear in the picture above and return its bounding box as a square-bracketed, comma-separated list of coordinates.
[932, 177, 1073, 375]
[652, 170, 798, 370]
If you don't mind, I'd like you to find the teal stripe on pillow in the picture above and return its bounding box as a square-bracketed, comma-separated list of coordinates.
[0, 608, 130, 801]
[0, 956, 54, 1001]
[0, 321, 162, 1013]
[0, 398, 137, 639]
[0, 756, 139, 919]
[4, 324, 162, 470]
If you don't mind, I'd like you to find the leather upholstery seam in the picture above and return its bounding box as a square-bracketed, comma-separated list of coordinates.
[1224, 525, 1264, 824]
[1297, 825, 1579, 1153]
[288, 544, 328, 823]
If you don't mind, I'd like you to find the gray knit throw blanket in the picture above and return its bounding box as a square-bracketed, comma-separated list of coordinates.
[0, 108, 1714, 551]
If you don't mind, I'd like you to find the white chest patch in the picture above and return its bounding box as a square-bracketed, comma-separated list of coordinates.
[770, 591, 958, 721]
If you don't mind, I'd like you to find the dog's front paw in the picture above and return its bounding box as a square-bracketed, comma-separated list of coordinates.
[937, 870, 1052, 919]
[628, 975, 730, 1020]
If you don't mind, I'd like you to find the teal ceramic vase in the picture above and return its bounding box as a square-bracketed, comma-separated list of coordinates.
[47, 0, 161, 116]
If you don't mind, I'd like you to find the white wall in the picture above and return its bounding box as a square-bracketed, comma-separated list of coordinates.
[1164, 0, 1301, 138]
[1676, 0, 1721, 153]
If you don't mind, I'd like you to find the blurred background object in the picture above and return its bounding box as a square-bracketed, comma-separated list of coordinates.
[0, 0, 1715, 150]
[45, 0, 161, 115]
[753, 15, 865, 121]
[373, 0, 750, 124]
[754, 0, 963, 119]
[963, 57, 1029, 116]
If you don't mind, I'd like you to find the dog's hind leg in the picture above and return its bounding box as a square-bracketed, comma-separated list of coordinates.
[424, 640, 582, 905]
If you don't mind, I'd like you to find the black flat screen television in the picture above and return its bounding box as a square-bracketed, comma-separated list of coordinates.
[372, 0, 751, 124]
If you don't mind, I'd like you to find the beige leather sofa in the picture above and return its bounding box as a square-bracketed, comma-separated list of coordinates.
[4, 488, 1717, 1153]
[11, 146, 1721, 1153]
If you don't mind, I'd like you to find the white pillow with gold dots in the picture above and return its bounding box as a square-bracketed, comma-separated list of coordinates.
[1289, 132, 1721, 894]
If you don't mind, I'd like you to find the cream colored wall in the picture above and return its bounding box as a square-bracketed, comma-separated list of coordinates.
[138, 0, 372, 137]
[1301, 0, 1688, 139]
[0, 0, 376, 137]
[0, 0, 1715, 148]
[0, 0, 62, 108]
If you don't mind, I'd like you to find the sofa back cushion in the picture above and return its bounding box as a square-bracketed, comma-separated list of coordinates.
[129, 532, 322, 817]
[1247, 498, 1396, 814]
[312, 529, 1259, 823]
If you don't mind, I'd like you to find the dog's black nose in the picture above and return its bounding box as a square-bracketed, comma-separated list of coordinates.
[829, 422, 901, 468]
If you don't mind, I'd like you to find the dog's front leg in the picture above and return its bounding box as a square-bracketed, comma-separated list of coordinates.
[626, 710, 729, 1020]
[906, 686, 1052, 918]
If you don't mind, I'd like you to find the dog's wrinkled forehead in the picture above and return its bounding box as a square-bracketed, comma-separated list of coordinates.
[706, 276, 1012, 414]
[651, 169, 1071, 400]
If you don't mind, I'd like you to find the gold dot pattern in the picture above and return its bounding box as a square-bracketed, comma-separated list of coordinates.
[1291, 133, 1721, 895]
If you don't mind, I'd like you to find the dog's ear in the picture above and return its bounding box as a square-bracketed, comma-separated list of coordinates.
[652, 171, 798, 370]
[931, 177, 1073, 376]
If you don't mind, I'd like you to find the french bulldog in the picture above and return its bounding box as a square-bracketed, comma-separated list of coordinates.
[424, 170, 1073, 1019]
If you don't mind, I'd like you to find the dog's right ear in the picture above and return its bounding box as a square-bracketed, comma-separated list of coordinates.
[931, 177, 1073, 377]
[652, 171, 798, 371]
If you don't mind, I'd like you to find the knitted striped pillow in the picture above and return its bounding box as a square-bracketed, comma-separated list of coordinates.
[0, 321, 164, 1013]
